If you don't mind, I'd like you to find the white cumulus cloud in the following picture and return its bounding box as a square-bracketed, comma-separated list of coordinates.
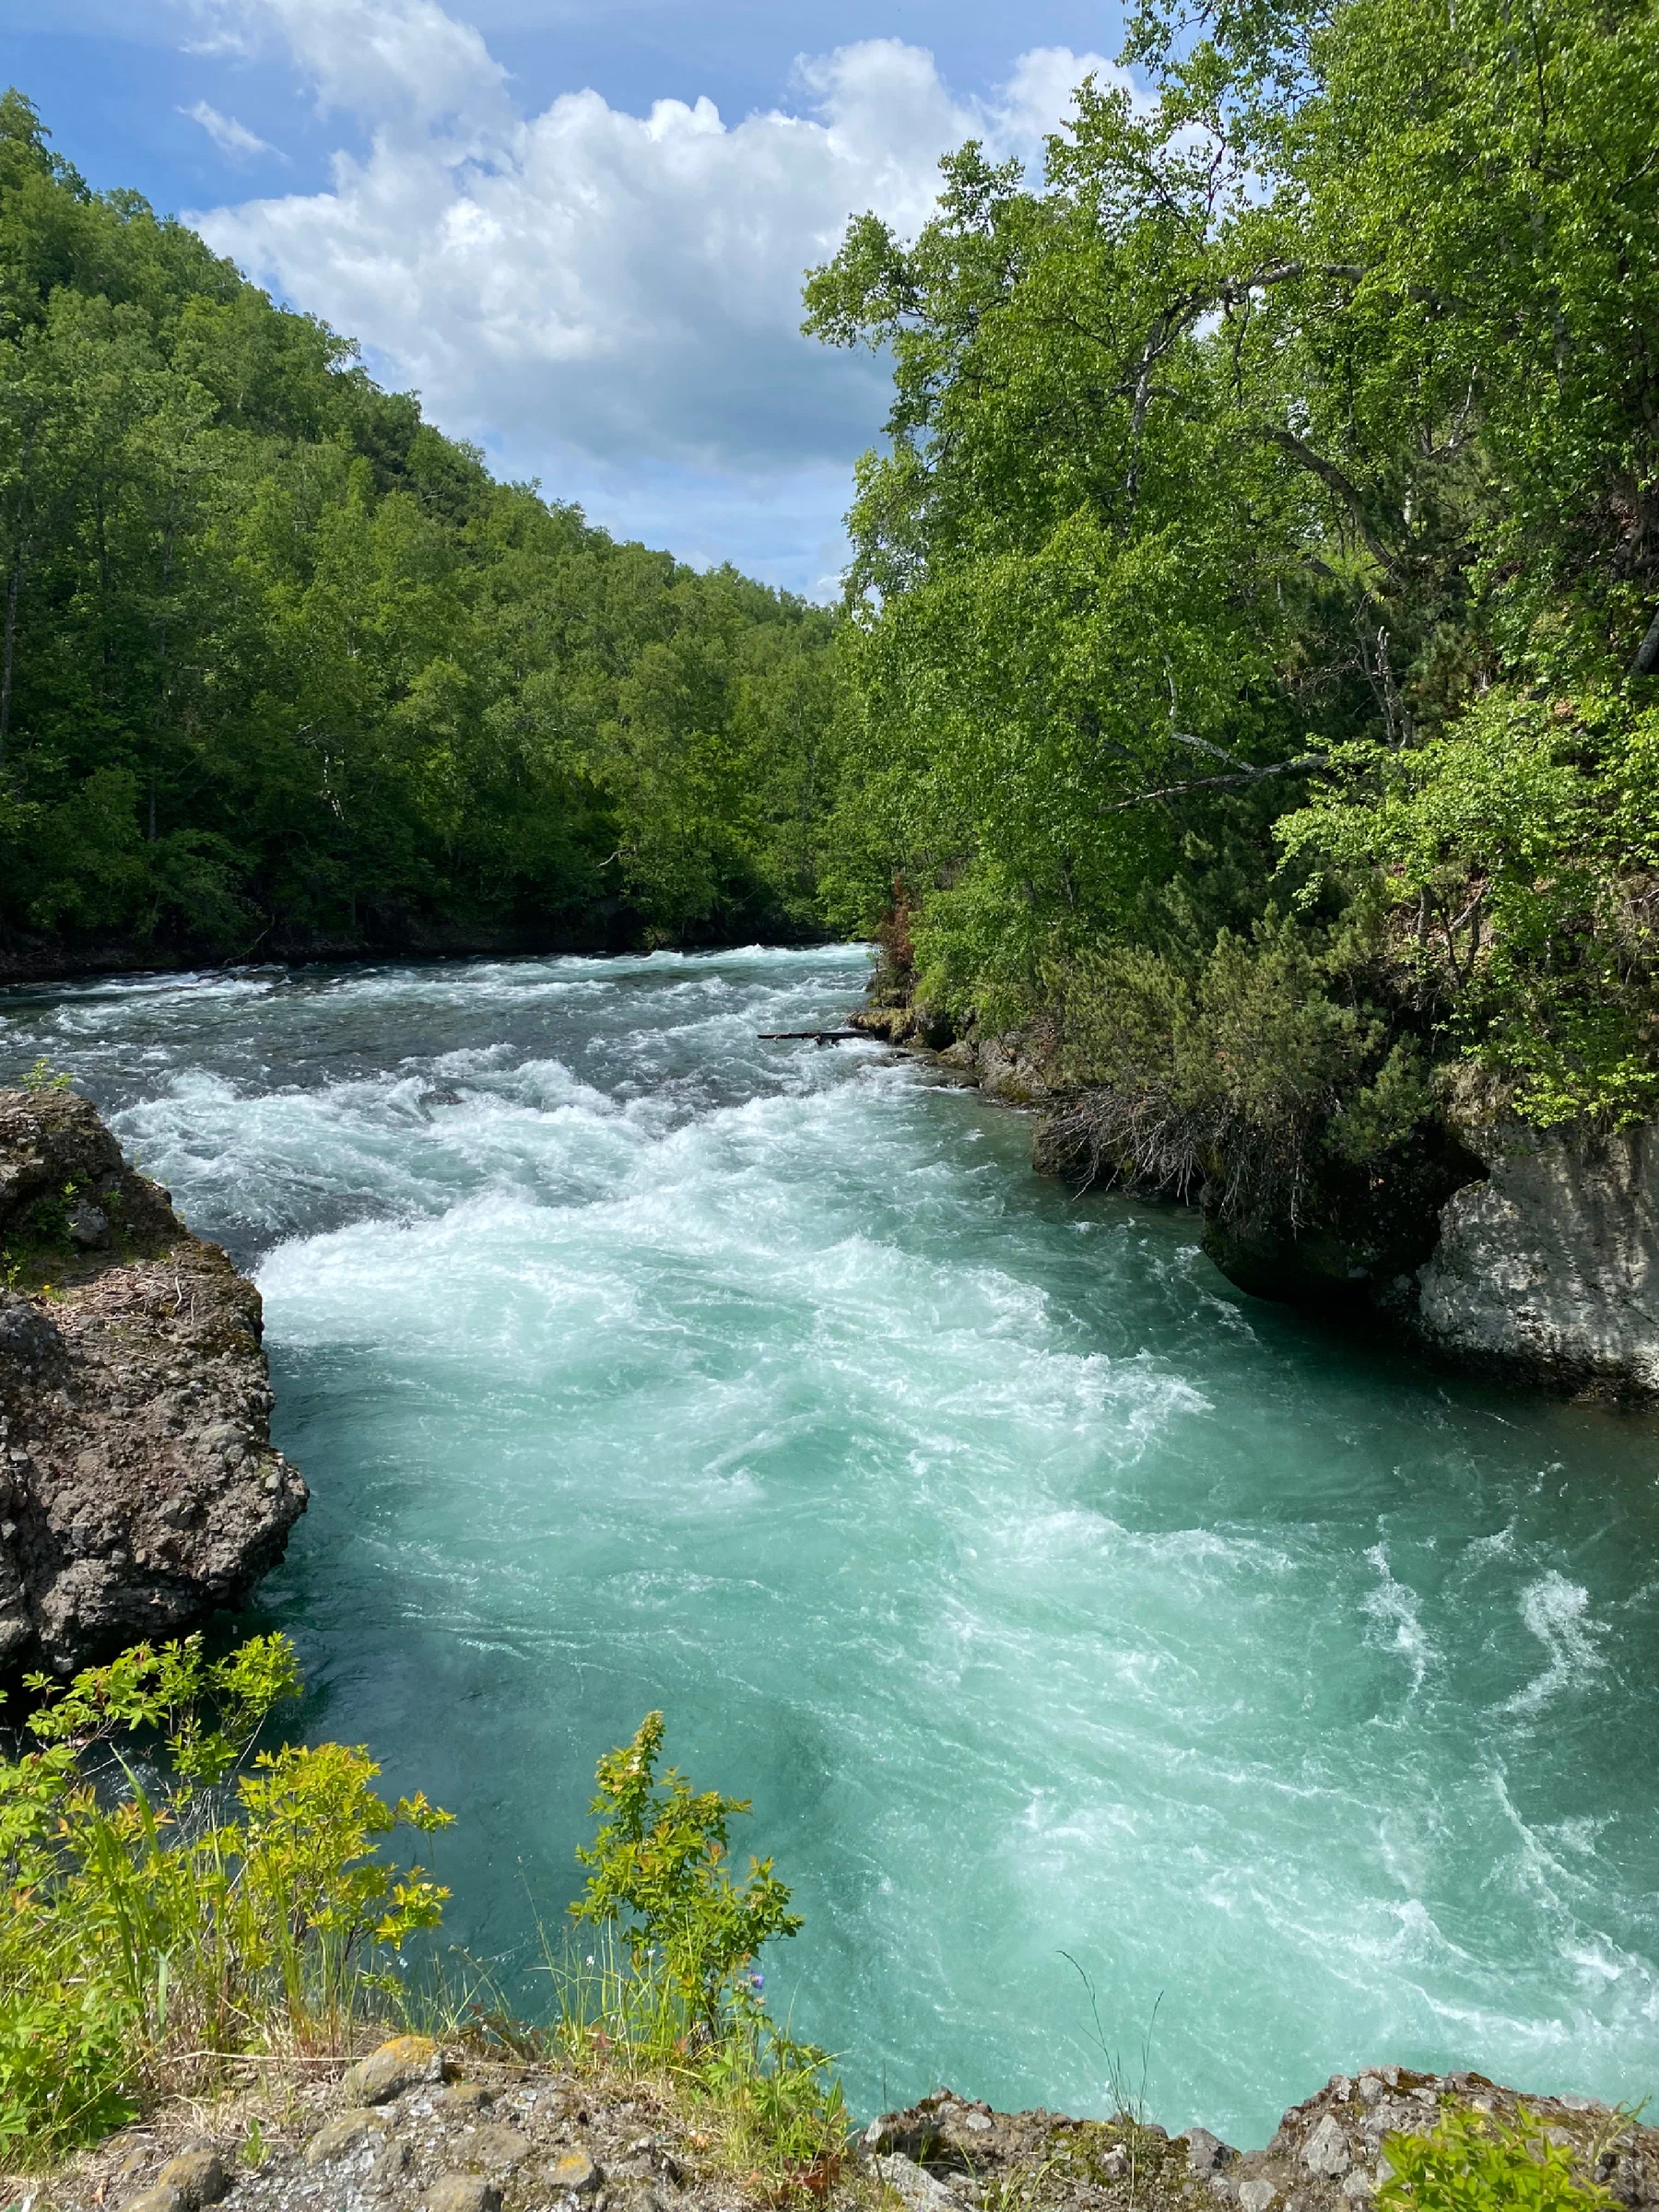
[187, 0, 510, 123]
[184, 0, 1129, 582]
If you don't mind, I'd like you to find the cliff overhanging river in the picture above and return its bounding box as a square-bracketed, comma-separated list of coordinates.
[2, 946, 1656, 2139]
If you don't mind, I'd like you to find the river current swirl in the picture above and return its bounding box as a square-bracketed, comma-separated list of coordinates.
[3, 946, 1657, 2136]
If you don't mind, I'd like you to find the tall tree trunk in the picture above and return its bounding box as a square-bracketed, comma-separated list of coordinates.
[0, 553, 20, 767]
[147, 495, 178, 843]
[97, 485, 114, 677]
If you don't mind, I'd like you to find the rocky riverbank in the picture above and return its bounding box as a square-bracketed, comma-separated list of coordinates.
[853, 1001, 1659, 1400]
[1410, 1109, 1659, 1394]
[23, 2039, 1659, 2212]
[0, 1084, 306, 1677]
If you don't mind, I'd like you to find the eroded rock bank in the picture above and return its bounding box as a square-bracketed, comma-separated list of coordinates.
[33, 2043, 1659, 2212]
[1413, 1111, 1659, 1394]
[0, 1085, 306, 1675]
[854, 1003, 1659, 1398]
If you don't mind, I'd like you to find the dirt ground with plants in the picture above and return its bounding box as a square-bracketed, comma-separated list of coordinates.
[18, 2043, 1659, 2212]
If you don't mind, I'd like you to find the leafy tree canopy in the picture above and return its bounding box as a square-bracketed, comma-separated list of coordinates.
[806, 0, 1659, 1147]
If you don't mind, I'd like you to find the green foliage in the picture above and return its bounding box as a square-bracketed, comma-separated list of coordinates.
[1043, 911, 1430, 1222]
[1378, 2104, 1618, 2212]
[571, 1711, 802, 2040]
[18, 1054, 72, 1090]
[1280, 690, 1659, 1124]
[21, 1628, 302, 1790]
[548, 1933, 847, 2201]
[0, 1633, 453, 2165]
[2, 1666, 841, 2196]
[696, 2008, 849, 2198]
[0, 89, 837, 958]
[557, 1722, 842, 2204]
[806, 0, 1659, 1151]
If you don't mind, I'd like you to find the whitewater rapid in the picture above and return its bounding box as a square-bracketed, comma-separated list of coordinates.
[3, 946, 1656, 2135]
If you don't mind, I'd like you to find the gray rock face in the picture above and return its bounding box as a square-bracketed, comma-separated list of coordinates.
[1414, 1113, 1659, 1394]
[875, 2155, 963, 2212]
[46, 2052, 1659, 2212]
[422, 2177, 499, 2212]
[123, 2189, 187, 2212]
[0, 1288, 63, 1365]
[0, 1085, 307, 1672]
[547, 2148, 601, 2194]
[344, 2035, 444, 2107]
[1300, 2117, 1352, 2178]
[154, 2147, 231, 2208]
[1185, 2129, 1235, 2178]
[303, 2112, 390, 2167]
[851, 1008, 1058, 1105]
[456, 2125, 534, 2175]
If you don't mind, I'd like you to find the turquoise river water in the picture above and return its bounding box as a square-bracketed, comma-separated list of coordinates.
[3, 945, 1658, 2140]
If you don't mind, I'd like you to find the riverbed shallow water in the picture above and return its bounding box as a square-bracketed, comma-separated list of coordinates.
[3, 945, 1658, 2140]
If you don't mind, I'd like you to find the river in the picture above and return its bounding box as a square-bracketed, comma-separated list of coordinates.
[3, 945, 1657, 2139]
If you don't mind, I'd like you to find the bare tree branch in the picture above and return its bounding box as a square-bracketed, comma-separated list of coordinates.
[1093, 754, 1324, 814]
[1261, 427, 1402, 575]
[1170, 729, 1242, 762]
[1216, 260, 1365, 306]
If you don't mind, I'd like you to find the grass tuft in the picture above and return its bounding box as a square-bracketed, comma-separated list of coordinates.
[543, 1928, 849, 2204]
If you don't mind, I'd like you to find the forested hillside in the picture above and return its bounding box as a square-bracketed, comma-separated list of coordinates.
[808, 0, 1659, 1265]
[0, 92, 837, 968]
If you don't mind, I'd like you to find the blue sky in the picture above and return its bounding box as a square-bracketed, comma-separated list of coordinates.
[2, 1, 1131, 595]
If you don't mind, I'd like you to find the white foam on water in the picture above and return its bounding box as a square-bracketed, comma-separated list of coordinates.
[1361, 1544, 1436, 1701]
[1502, 1572, 1609, 1714]
[6, 947, 1659, 2141]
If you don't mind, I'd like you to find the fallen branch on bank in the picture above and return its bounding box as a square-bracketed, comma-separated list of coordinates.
[757, 1030, 865, 1044]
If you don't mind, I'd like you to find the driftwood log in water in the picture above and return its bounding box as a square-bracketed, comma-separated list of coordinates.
[757, 1030, 866, 1044]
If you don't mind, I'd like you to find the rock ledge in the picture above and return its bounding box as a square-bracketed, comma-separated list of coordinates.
[0, 1085, 306, 1674]
[29, 2047, 1659, 2212]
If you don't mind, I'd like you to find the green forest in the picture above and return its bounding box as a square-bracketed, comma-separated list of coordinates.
[5, 0, 1659, 1265]
[807, 0, 1659, 1268]
[0, 90, 836, 963]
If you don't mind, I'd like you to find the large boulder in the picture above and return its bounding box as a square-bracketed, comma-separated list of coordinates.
[0, 1086, 306, 1673]
[1412, 1111, 1659, 1394]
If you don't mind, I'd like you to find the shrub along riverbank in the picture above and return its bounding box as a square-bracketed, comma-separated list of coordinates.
[0, 1635, 843, 2184]
[5, 1634, 1655, 2212]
